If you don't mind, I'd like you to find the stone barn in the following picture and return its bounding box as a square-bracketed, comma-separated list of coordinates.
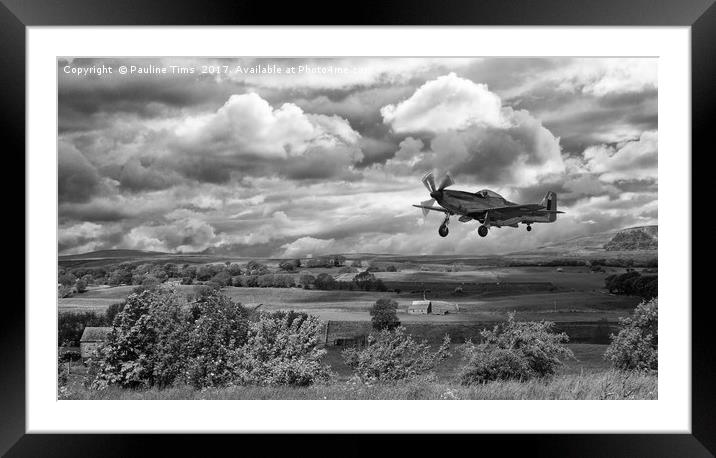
[80, 326, 111, 359]
[323, 321, 372, 347]
[408, 300, 431, 314]
[408, 300, 459, 315]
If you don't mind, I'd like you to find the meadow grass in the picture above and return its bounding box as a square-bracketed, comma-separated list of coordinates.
[63, 370, 656, 400]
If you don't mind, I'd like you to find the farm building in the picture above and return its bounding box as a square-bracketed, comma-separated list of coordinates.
[79, 326, 111, 359]
[323, 321, 371, 347]
[408, 300, 459, 315]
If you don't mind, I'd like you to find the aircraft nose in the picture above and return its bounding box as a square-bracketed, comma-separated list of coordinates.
[430, 191, 441, 199]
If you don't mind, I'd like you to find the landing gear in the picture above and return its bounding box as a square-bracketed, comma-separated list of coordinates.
[526, 225, 532, 232]
[478, 225, 489, 237]
[438, 214, 450, 237]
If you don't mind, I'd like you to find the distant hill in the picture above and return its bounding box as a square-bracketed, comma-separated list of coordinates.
[604, 226, 658, 251]
[511, 225, 657, 256]
[59, 249, 169, 260]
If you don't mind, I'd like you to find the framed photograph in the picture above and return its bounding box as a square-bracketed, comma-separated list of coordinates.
[7, 0, 712, 455]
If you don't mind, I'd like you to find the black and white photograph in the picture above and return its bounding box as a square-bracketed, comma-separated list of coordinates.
[56, 56, 658, 400]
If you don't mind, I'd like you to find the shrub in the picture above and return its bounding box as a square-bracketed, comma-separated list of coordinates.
[210, 270, 232, 287]
[58, 284, 75, 298]
[604, 298, 658, 371]
[370, 298, 400, 331]
[605, 272, 657, 298]
[257, 274, 276, 287]
[353, 271, 376, 290]
[58, 272, 77, 287]
[386, 265, 397, 272]
[107, 266, 133, 286]
[90, 288, 192, 389]
[195, 265, 215, 282]
[343, 327, 450, 383]
[105, 301, 126, 325]
[182, 290, 250, 388]
[89, 288, 330, 390]
[227, 263, 242, 276]
[314, 273, 336, 290]
[246, 260, 269, 276]
[181, 265, 197, 280]
[229, 311, 333, 386]
[458, 313, 573, 385]
[299, 274, 315, 289]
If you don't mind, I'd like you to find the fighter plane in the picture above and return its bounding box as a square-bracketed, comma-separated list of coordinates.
[413, 171, 564, 238]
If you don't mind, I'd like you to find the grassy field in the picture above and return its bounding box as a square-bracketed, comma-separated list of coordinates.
[59, 266, 641, 323]
[61, 370, 656, 400]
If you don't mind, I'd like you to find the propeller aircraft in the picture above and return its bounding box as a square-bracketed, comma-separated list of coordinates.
[413, 171, 564, 238]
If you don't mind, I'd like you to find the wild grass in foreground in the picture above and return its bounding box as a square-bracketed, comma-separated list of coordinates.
[64, 370, 656, 400]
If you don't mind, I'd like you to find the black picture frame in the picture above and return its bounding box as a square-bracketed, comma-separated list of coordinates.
[5, 0, 712, 456]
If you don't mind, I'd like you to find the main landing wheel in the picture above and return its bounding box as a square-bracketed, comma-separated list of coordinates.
[526, 225, 532, 232]
[478, 225, 489, 237]
[438, 224, 449, 237]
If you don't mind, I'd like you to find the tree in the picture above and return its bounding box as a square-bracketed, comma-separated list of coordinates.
[195, 265, 215, 281]
[332, 255, 346, 267]
[458, 313, 574, 384]
[353, 271, 376, 290]
[107, 267, 133, 286]
[342, 327, 450, 383]
[90, 287, 331, 389]
[90, 288, 191, 389]
[604, 298, 658, 371]
[370, 298, 401, 330]
[75, 278, 88, 293]
[163, 263, 179, 278]
[313, 273, 336, 290]
[227, 263, 242, 276]
[58, 272, 77, 287]
[386, 265, 397, 272]
[299, 274, 315, 289]
[246, 260, 269, 276]
[210, 270, 232, 287]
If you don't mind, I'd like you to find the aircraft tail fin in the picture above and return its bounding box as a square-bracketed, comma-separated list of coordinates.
[540, 191, 558, 221]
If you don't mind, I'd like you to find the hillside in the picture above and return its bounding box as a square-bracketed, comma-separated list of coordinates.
[604, 226, 658, 251]
[512, 225, 657, 256]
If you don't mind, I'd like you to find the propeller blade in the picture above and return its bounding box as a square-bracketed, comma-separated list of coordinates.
[421, 171, 436, 192]
[438, 173, 454, 190]
[419, 198, 435, 217]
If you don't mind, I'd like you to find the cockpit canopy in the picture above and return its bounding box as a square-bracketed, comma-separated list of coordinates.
[476, 189, 503, 199]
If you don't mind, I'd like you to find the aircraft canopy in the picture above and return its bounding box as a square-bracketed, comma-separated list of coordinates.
[476, 189, 503, 199]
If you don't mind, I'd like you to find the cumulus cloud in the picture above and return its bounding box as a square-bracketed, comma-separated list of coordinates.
[57, 58, 657, 256]
[124, 217, 220, 253]
[280, 236, 336, 258]
[381, 73, 564, 186]
[582, 130, 657, 183]
[381, 73, 504, 134]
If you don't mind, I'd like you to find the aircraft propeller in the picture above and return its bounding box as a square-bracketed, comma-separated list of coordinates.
[418, 171, 455, 216]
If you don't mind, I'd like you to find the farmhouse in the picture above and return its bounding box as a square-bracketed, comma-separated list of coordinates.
[408, 300, 459, 315]
[80, 326, 111, 359]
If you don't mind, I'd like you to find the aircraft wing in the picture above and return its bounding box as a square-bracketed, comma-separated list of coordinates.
[469, 203, 544, 214]
[412, 204, 449, 214]
[467, 203, 564, 218]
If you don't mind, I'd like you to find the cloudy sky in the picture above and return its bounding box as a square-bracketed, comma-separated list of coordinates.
[58, 57, 657, 257]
